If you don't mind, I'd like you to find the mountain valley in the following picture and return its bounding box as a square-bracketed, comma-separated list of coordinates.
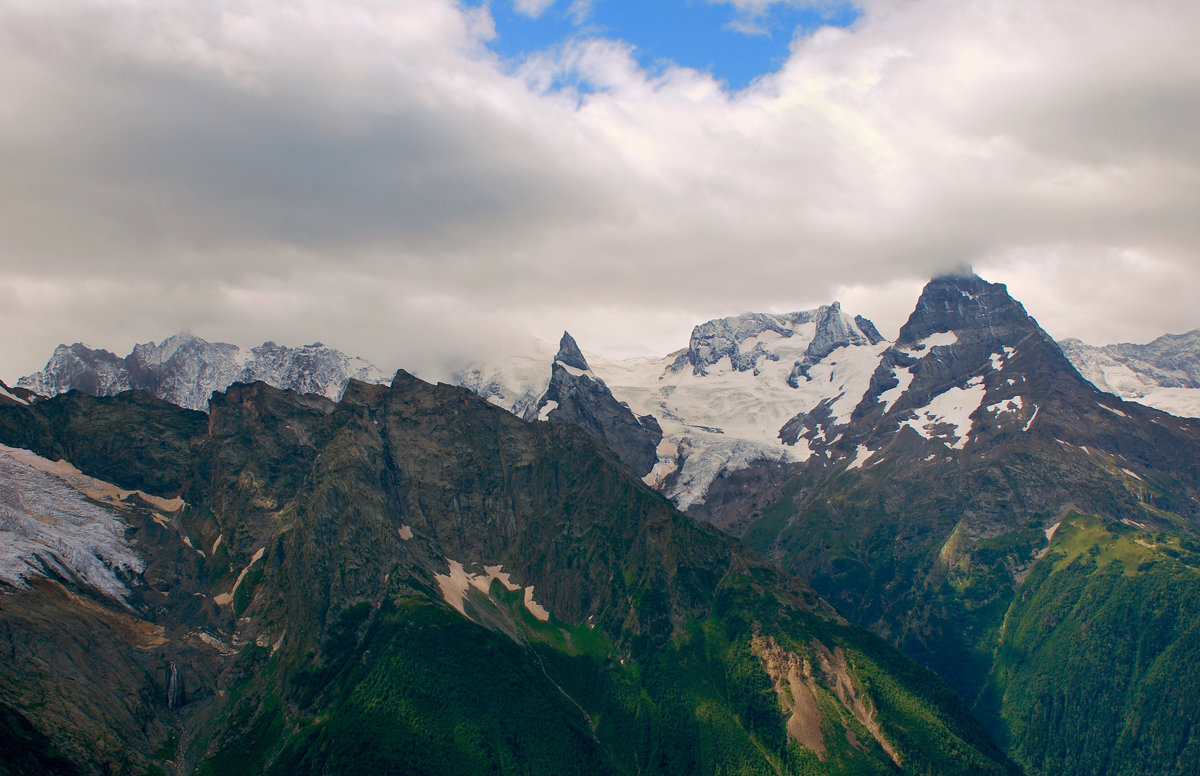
[0, 369, 1015, 775]
[4, 271, 1200, 775]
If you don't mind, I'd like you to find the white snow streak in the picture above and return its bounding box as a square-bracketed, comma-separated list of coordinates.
[0, 385, 28, 405]
[434, 559, 546, 621]
[523, 586, 550, 622]
[877, 367, 914, 415]
[901, 376, 986, 449]
[846, 445, 875, 471]
[214, 546, 265, 607]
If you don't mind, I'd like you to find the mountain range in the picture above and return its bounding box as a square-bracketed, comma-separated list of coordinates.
[1059, 331, 1200, 418]
[3, 271, 1200, 775]
[16, 335, 387, 412]
[0, 369, 1014, 775]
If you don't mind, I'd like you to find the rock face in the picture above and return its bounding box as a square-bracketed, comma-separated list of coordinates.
[0, 371, 1017, 776]
[17, 334, 386, 411]
[787, 303, 883, 385]
[727, 272, 1200, 776]
[671, 307, 885, 380]
[0, 379, 36, 407]
[15, 344, 130, 399]
[533, 332, 663, 477]
[457, 306, 890, 512]
[1059, 329, 1200, 417]
[551, 329, 591, 372]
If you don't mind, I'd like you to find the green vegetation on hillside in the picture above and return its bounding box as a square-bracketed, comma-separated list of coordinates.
[204, 583, 1015, 776]
[0, 378, 1019, 775]
[982, 513, 1200, 776]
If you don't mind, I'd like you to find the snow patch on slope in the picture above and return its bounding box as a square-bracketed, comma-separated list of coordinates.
[900, 332, 959, 355]
[434, 559, 549, 622]
[901, 377, 987, 449]
[877, 367, 914, 415]
[846, 445, 875, 471]
[523, 587, 550, 622]
[0, 445, 146, 602]
[986, 396, 1024, 416]
[590, 339, 886, 508]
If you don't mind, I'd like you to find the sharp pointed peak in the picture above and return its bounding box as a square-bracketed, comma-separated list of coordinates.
[555, 331, 590, 371]
[897, 270, 1045, 348]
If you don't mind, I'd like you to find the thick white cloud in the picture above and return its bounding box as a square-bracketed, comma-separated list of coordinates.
[2, 0, 1199, 380]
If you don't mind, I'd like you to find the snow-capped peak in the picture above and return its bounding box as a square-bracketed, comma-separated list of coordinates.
[18, 333, 388, 411]
[456, 303, 890, 511]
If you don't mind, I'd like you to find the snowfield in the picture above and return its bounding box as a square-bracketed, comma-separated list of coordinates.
[0, 444, 149, 603]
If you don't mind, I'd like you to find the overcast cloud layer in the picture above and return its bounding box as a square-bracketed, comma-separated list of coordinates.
[3, 0, 1199, 380]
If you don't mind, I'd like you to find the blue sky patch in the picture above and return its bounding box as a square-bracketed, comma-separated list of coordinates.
[477, 0, 861, 91]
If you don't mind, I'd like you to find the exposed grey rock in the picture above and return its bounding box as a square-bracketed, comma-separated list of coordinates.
[676, 312, 813, 375]
[1060, 330, 1200, 391]
[18, 334, 387, 411]
[787, 303, 878, 386]
[17, 343, 130, 398]
[855, 315, 885, 345]
[536, 340, 663, 477]
[554, 331, 590, 372]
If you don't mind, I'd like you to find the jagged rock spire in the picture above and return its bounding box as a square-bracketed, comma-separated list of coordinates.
[554, 331, 590, 371]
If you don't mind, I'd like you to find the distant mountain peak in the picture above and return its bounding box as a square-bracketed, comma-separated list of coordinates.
[554, 331, 590, 372]
[18, 333, 387, 411]
[674, 305, 885, 378]
[787, 302, 884, 385]
[897, 273, 1034, 345]
[1059, 328, 1200, 417]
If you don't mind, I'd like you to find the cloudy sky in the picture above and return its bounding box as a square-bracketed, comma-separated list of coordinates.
[3, 0, 1199, 381]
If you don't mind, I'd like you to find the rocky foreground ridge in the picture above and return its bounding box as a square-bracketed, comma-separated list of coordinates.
[8, 271, 1200, 776]
[0, 369, 1014, 775]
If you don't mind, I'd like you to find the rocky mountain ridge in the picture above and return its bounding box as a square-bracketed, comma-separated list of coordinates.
[455, 303, 890, 510]
[6, 272, 1200, 776]
[0, 371, 1016, 775]
[531, 332, 663, 476]
[716, 272, 1200, 776]
[1059, 329, 1200, 417]
[16, 334, 387, 411]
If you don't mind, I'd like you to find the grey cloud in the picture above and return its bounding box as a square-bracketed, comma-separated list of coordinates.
[2, 0, 1200, 381]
